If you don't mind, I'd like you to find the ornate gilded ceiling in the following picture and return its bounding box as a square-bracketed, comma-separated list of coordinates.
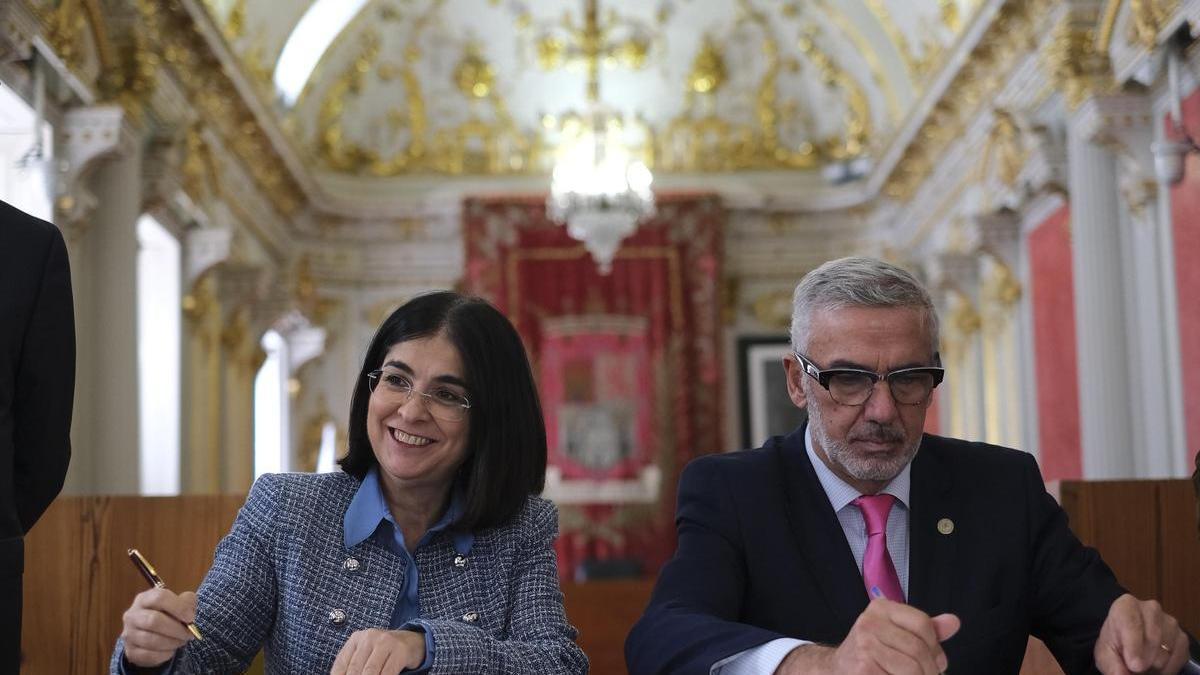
[201, 0, 975, 187]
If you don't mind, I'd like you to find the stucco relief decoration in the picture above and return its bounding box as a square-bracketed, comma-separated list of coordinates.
[199, 0, 984, 183]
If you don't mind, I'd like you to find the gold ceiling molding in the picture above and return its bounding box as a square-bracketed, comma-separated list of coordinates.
[307, 1, 880, 176]
[293, 0, 443, 114]
[135, 0, 305, 217]
[884, 0, 1051, 201]
[43, 0, 115, 74]
[37, 0, 156, 122]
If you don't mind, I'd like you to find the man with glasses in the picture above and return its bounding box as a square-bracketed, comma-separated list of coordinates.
[626, 256, 1197, 674]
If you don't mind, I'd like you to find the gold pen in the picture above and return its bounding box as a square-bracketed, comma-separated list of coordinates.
[127, 548, 204, 640]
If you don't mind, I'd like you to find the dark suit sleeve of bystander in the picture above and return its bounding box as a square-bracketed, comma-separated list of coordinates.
[12, 217, 75, 533]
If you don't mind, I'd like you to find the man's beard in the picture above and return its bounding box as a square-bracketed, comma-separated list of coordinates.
[807, 393, 920, 483]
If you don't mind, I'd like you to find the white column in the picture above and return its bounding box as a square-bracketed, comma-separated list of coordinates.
[976, 210, 1025, 449]
[57, 107, 143, 494]
[1067, 104, 1135, 479]
[1071, 94, 1188, 477]
[938, 252, 986, 443]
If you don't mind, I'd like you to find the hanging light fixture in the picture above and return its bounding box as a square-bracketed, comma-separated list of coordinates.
[545, 0, 655, 274]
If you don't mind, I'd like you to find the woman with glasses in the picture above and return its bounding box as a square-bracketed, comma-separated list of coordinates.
[112, 292, 588, 675]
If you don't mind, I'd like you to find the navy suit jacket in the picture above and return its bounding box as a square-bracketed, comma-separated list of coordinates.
[626, 426, 1135, 674]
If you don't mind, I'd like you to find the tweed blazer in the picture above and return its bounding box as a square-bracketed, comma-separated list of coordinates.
[111, 471, 588, 674]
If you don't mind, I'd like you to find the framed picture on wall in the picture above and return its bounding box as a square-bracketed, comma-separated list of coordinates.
[737, 336, 808, 449]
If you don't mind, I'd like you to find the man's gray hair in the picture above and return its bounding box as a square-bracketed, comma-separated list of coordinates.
[789, 256, 940, 354]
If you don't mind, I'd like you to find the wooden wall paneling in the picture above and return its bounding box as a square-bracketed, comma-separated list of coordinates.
[1060, 481, 1161, 602]
[561, 580, 652, 675]
[1158, 480, 1200, 634]
[22, 496, 244, 675]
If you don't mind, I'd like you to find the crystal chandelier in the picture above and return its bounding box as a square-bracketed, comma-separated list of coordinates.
[548, 112, 654, 274]
[544, 0, 655, 274]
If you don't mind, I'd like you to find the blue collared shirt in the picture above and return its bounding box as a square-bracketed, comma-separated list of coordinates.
[343, 468, 475, 672]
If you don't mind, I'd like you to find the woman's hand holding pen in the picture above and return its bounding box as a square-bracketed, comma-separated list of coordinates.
[330, 628, 426, 675]
[120, 587, 199, 668]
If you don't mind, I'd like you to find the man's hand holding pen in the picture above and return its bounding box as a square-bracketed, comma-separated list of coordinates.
[121, 587, 199, 668]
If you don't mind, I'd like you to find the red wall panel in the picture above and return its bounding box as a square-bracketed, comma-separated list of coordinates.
[1029, 205, 1083, 480]
[1170, 90, 1200, 461]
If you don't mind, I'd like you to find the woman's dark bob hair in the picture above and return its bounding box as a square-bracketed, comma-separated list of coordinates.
[340, 291, 546, 531]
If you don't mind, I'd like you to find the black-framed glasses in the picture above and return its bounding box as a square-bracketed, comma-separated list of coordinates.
[366, 369, 472, 422]
[793, 352, 944, 406]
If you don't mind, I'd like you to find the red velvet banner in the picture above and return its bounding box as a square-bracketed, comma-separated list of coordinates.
[463, 193, 725, 581]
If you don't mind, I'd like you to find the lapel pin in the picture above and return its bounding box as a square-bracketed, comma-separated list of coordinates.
[937, 518, 954, 535]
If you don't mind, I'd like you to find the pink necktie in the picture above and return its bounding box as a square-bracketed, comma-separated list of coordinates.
[852, 494, 905, 603]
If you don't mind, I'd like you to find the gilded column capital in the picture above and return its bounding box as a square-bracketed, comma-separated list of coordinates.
[55, 105, 141, 234]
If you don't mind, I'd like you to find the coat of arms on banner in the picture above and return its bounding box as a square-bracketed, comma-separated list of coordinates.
[539, 315, 660, 503]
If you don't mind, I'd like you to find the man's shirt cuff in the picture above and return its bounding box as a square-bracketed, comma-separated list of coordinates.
[711, 638, 809, 674]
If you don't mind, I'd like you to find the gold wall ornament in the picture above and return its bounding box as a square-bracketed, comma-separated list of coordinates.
[1043, 13, 1113, 110]
[182, 122, 221, 202]
[455, 43, 495, 99]
[1127, 0, 1172, 49]
[977, 109, 1029, 190]
[983, 261, 1023, 310]
[948, 293, 983, 338]
[183, 275, 220, 351]
[223, 0, 247, 42]
[220, 307, 249, 353]
[45, 0, 116, 75]
[750, 289, 795, 330]
[44, 0, 88, 72]
[939, 0, 962, 32]
[688, 36, 726, 94]
[98, 8, 159, 125]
